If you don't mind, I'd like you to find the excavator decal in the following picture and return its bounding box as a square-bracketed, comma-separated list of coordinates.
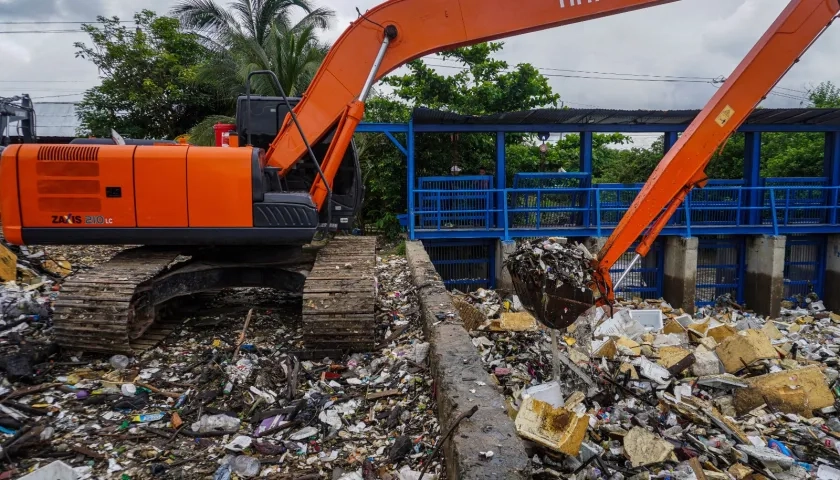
[52, 214, 82, 225]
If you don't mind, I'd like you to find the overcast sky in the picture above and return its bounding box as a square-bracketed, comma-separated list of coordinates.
[0, 0, 837, 112]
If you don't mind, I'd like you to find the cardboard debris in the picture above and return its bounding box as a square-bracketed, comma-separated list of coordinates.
[452, 296, 485, 331]
[733, 365, 834, 416]
[715, 329, 778, 373]
[656, 345, 692, 370]
[0, 242, 17, 281]
[496, 311, 537, 332]
[514, 383, 590, 456]
[623, 426, 675, 467]
[42, 257, 72, 277]
[728, 463, 754, 480]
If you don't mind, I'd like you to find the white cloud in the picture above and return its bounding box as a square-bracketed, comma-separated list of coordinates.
[0, 40, 31, 63]
[0, 0, 837, 109]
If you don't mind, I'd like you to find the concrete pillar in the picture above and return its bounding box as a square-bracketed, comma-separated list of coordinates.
[744, 235, 786, 317]
[495, 239, 517, 294]
[824, 235, 840, 311]
[663, 237, 698, 314]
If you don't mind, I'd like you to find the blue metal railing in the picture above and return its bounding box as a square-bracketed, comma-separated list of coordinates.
[784, 234, 827, 299]
[407, 184, 840, 239]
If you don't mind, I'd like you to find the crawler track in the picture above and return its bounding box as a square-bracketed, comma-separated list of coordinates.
[302, 236, 377, 352]
[51, 236, 378, 355]
[52, 248, 184, 354]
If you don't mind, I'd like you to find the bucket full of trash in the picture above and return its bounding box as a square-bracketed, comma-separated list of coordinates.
[505, 237, 596, 330]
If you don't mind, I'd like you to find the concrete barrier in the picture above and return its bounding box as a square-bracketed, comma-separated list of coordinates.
[405, 241, 531, 479]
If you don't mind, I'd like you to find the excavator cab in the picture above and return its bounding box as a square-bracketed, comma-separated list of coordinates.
[233, 95, 363, 233]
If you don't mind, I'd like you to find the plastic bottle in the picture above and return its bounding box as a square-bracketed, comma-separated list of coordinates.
[347, 353, 362, 371]
[109, 355, 130, 370]
[193, 414, 241, 433]
[230, 455, 260, 477]
[39, 426, 54, 440]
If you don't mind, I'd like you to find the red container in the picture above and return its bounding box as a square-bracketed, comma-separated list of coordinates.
[213, 123, 236, 147]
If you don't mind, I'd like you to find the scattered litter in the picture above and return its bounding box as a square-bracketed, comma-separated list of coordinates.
[0, 241, 442, 479]
[458, 237, 840, 479]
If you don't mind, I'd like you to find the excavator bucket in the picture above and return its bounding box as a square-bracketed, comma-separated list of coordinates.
[509, 272, 595, 330]
[504, 238, 597, 330]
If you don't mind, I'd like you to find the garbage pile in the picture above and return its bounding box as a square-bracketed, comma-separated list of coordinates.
[504, 237, 596, 330]
[504, 237, 595, 293]
[457, 283, 840, 479]
[0, 247, 441, 479]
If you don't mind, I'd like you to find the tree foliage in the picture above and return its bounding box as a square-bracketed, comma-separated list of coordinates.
[357, 42, 563, 234]
[74, 10, 224, 139]
[174, 0, 334, 142]
[576, 81, 840, 184]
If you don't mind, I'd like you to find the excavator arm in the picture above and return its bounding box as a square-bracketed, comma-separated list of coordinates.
[593, 0, 839, 303]
[260, 0, 838, 308]
[263, 0, 683, 209]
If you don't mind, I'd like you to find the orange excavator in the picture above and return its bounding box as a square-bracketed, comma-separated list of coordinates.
[0, 0, 836, 352]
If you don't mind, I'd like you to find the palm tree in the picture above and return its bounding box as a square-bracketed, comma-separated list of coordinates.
[173, 0, 335, 144]
[173, 0, 333, 49]
[199, 14, 330, 97]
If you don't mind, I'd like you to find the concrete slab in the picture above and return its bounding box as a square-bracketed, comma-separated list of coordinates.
[405, 241, 531, 480]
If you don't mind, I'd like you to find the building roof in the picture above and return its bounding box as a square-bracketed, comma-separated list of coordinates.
[3, 102, 79, 138]
[411, 107, 840, 126]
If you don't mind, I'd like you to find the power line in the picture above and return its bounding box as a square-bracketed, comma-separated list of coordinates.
[0, 20, 132, 24]
[427, 55, 717, 81]
[0, 89, 88, 92]
[29, 93, 86, 99]
[427, 55, 811, 98]
[0, 80, 89, 83]
[424, 63, 717, 84]
[0, 30, 84, 34]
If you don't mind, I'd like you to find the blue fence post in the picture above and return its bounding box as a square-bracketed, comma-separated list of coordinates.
[503, 189, 510, 241]
[685, 194, 692, 237]
[770, 189, 779, 236]
[595, 189, 602, 237]
[744, 132, 762, 225]
[826, 132, 840, 224]
[580, 132, 593, 227]
[495, 132, 506, 230]
[408, 119, 416, 240]
[784, 187, 791, 226]
[663, 131, 679, 153]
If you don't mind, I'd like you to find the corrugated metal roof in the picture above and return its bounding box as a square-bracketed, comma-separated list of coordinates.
[411, 107, 840, 126]
[3, 102, 79, 138]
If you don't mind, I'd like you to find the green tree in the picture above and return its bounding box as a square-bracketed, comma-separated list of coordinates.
[356, 42, 561, 234]
[760, 81, 840, 178]
[174, 0, 332, 97]
[75, 10, 224, 139]
[174, 0, 334, 144]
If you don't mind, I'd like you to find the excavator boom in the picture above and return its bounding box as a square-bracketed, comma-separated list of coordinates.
[264, 0, 681, 208]
[594, 0, 840, 302]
